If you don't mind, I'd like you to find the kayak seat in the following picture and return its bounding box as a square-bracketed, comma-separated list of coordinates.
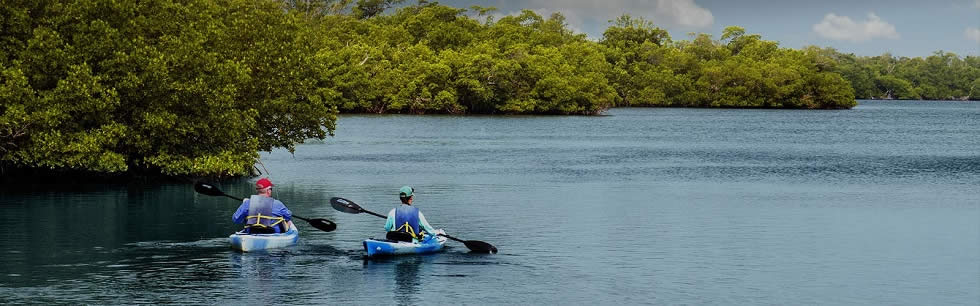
[386, 231, 414, 242]
[245, 225, 278, 234]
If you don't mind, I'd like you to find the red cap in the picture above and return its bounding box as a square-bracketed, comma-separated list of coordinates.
[256, 178, 274, 190]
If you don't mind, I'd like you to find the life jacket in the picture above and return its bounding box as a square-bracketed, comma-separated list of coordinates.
[393, 205, 425, 240]
[245, 195, 286, 233]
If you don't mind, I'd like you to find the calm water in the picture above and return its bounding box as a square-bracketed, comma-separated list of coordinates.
[1, 100, 978, 304]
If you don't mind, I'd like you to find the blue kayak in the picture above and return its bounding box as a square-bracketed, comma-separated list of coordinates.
[229, 226, 299, 252]
[363, 235, 447, 257]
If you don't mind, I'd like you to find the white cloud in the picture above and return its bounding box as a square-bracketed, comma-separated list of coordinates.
[967, 27, 980, 43]
[813, 13, 900, 42]
[653, 0, 714, 28]
[521, 0, 714, 28]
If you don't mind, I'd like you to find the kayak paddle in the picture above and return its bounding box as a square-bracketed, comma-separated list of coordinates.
[194, 182, 337, 232]
[330, 197, 497, 254]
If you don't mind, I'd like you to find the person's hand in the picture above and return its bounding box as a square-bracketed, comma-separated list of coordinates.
[435, 229, 446, 235]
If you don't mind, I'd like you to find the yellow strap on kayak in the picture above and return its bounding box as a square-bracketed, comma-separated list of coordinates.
[395, 222, 420, 240]
[245, 213, 285, 228]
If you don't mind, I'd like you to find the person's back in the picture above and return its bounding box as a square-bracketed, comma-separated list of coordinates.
[385, 186, 439, 242]
[232, 178, 293, 233]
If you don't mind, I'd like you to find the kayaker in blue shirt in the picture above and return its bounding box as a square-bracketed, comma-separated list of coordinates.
[232, 178, 294, 234]
[385, 186, 442, 242]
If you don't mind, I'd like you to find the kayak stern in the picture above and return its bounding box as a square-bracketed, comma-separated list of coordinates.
[363, 235, 447, 257]
[229, 227, 299, 252]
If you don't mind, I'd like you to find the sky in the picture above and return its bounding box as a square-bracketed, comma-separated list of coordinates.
[436, 0, 980, 57]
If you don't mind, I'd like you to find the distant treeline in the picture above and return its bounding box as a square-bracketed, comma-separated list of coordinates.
[0, 0, 969, 177]
[303, 1, 860, 112]
[810, 49, 980, 101]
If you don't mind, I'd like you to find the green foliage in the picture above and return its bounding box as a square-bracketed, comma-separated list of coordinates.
[815, 48, 979, 100]
[602, 24, 855, 108]
[282, 0, 354, 17]
[1, 0, 337, 177]
[323, 8, 857, 113]
[602, 15, 672, 49]
[353, 0, 406, 19]
[326, 6, 611, 115]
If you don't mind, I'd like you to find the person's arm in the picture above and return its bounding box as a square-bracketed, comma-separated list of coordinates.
[276, 200, 292, 221]
[384, 208, 396, 231]
[418, 211, 437, 234]
[232, 199, 249, 224]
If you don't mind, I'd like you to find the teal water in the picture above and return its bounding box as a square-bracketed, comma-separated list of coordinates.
[1, 100, 978, 304]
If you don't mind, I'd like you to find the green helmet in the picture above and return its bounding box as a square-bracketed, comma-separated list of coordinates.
[399, 186, 414, 198]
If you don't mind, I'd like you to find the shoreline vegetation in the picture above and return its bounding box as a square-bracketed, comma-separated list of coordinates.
[1, 0, 978, 178]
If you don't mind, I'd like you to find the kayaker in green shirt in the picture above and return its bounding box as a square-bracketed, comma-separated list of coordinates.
[384, 186, 442, 242]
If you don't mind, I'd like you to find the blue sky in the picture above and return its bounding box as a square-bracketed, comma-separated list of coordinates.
[437, 0, 980, 57]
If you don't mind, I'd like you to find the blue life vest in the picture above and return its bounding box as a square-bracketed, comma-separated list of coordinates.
[245, 195, 286, 233]
[394, 205, 423, 239]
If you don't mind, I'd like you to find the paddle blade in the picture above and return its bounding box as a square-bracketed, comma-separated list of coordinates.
[307, 218, 337, 232]
[330, 197, 363, 214]
[194, 182, 225, 197]
[462, 240, 498, 254]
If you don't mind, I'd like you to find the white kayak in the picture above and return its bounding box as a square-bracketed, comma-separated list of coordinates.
[229, 226, 299, 252]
